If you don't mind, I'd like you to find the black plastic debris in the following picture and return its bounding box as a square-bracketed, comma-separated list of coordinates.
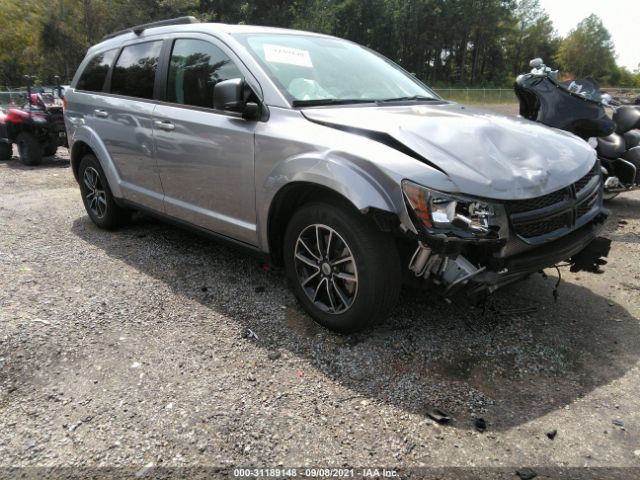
[475, 418, 487, 432]
[426, 408, 452, 424]
[612, 419, 624, 427]
[201, 286, 208, 292]
[546, 429, 557, 440]
[516, 468, 537, 480]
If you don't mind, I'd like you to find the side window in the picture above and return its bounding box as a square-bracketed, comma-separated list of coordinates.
[76, 49, 118, 92]
[167, 39, 243, 109]
[111, 41, 162, 100]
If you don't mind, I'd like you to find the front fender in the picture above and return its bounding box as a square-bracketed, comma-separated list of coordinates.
[257, 151, 413, 251]
[69, 125, 123, 198]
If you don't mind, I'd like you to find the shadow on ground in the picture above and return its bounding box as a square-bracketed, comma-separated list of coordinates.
[70, 211, 640, 431]
[1, 157, 70, 170]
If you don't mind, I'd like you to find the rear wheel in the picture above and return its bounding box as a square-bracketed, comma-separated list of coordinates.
[78, 154, 131, 229]
[16, 132, 42, 166]
[0, 142, 11, 161]
[283, 201, 401, 333]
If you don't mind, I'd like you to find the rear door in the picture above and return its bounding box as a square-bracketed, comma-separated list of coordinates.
[92, 40, 164, 211]
[152, 35, 258, 245]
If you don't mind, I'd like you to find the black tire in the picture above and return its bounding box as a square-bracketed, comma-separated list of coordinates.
[16, 132, 42, 166]
[0, 142, 11, 161]
[43, 141, 57, 157]
[283, 201, 401, 333]
[78, 154, 131, 229]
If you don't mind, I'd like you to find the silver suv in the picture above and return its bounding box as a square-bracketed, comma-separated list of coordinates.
[65, 17, 610, 332]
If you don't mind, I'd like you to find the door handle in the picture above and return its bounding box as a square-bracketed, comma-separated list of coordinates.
[154, 120, 175, 131]
[94, 109, 108, 118]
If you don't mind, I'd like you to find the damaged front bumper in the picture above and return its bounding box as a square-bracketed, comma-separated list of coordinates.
[408, 211, 611, 299]
[403, 162, 611, 299]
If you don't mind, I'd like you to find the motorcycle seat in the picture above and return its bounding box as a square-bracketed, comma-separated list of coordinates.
[613, 105, 640, 134]
[597, 133, 626, 159]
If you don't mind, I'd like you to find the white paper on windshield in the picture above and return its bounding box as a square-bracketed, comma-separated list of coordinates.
[263, 44, 313, 68]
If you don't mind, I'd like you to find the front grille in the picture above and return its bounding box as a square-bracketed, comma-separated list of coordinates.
[513, 213, 569, 238]
[506, 161, 602, 244]
[507, 189, 566, 214]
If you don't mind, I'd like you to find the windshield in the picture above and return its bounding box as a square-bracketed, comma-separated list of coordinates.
[234, 33, 439, 105]
[559, 78, 603, 102]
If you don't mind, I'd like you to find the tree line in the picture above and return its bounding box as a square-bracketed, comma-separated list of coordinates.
[0, 0, 638, 88]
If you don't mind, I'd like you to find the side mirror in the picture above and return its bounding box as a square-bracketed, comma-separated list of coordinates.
[213, 78, 261, 120]
[529, 58, 544, 68]
[214, 78, 244, 111]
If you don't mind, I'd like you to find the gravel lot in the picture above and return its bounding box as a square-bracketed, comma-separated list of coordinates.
[1, 106, 640, 478]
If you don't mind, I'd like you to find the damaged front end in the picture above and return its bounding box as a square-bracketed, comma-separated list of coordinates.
[402, 163, 611, 300]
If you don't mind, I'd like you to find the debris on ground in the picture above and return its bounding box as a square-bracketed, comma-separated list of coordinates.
[267, 351, 281, 361]
[516, 468, 537, 480]
[474, 418, 487, 432]
[242, 328, 258, 340]
[426, 408, 452, 424]
[546, 429, 557, 440]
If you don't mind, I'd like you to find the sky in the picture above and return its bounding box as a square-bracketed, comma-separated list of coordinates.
[538, 0, 638, 71]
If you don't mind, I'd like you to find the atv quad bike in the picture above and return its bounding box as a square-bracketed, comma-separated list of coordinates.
[1, 76, 67, 165]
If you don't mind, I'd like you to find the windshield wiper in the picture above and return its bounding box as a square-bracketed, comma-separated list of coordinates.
[292, 98, 378, 107]
[379, 95, 438, 103]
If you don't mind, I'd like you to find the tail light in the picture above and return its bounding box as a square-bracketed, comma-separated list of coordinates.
[63, 96, 67, 111]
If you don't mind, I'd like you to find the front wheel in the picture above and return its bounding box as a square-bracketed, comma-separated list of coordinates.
[283, 201, 401, 333]
[16, 132, 42, 166]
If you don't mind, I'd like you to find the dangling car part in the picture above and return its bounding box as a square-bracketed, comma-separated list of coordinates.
[514, 58, 640, 200]
[3, 75, 67, 166]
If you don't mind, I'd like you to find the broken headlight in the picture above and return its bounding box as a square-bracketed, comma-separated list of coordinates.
[402, 180, 503, 239]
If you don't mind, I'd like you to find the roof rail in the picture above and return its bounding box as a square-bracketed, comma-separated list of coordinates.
[102, 16, 200, 41]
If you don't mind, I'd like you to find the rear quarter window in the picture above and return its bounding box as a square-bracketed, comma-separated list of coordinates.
[76, 49, 118, 92]
[111, 41, 162, 100]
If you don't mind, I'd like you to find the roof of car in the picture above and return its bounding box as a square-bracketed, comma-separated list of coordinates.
[90, 22, 332, 54]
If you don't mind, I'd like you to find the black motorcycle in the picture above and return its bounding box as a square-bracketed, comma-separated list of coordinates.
[514, 58, 640, 199]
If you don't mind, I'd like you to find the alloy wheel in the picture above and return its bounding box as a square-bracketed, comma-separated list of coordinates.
[293, 224, 358, 314]
[83, 167, 108, 218]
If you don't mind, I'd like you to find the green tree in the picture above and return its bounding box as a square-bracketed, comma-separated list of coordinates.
[556, 14, 617, 82]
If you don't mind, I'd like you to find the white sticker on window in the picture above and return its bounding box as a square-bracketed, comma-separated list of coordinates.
[263, 44, 313, 68]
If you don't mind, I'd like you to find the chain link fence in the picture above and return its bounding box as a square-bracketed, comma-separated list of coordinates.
[434, 87, 640, 104]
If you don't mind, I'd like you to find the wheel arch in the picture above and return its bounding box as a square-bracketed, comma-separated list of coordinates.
[70, 140, 93, 181]
[69, 128, 123, 198]
[265, 181, 402, 266]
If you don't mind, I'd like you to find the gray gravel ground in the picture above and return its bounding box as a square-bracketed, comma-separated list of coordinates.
[1, 106, 640, 478]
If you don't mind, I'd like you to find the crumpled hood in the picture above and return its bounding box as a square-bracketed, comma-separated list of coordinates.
[301, 102, 596, 199]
